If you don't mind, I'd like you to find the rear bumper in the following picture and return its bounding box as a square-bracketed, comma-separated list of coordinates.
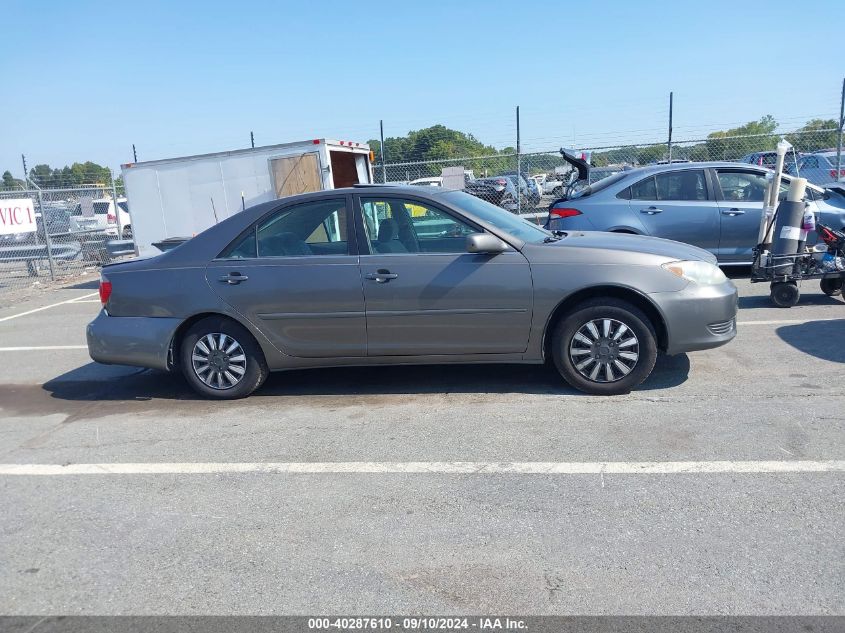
[649, 280, 738, 355]
[86, 310, 181, 371]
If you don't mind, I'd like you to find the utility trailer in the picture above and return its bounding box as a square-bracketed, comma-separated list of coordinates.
[122, 139, 373, 257]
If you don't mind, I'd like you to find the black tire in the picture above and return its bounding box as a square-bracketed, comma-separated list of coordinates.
[820, 277, 843, 297]
[122, 225, 133, 240]
[770, 281, 800, 308]
[551, 299, 658, 396]
[180, 316, 268, 399]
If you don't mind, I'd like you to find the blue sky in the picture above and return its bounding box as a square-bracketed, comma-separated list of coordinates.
[1, 0, 842, 176]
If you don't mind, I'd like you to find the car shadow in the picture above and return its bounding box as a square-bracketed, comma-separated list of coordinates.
[776, 319, 845, 363]
[64, 279, 99, 290]
[737, 293, 843, 309]
[41, 354, 691, 403]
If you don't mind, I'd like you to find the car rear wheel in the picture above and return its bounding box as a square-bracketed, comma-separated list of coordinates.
[552, 299, 657, 395]
[180, 317, 268, 399]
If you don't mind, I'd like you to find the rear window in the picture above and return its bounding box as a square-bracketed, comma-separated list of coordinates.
[571, 171, 628, 199]
[92, 201, 110, 215]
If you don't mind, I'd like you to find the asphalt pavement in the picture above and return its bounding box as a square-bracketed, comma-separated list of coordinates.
[0, 273, 842, 615]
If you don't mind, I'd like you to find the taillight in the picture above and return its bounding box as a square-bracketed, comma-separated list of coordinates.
[99, 276, 112, 305]
[107, 212, 116, 224]
[830, 169, 845, 179]
[549, 206, 582, 219]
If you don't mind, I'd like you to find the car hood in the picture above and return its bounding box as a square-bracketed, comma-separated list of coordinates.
[547, 231, 718, 264]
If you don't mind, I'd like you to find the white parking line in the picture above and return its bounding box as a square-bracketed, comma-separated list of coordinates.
[738, 317, 843, 326]
[1, 460, 842, 476]
[0, 345, 88, 352]
[0, 292, 98, 322]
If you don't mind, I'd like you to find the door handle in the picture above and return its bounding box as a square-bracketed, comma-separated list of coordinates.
[721, 208, 745, 216]
[218, 273, 249, 284]
[640, 207, 663, 215]
[365, 270, 399, 283]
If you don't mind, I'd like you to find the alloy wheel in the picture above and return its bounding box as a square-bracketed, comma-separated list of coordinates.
[191, 333, 247, 390]
[568, 318, 640, 383]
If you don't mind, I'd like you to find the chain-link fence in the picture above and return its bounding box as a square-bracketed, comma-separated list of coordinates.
[374, 127, 844, 222]
[0, 176, 131, 299]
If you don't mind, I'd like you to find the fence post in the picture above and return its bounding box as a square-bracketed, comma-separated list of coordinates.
[111, 170, 122, 237]
[667, 91, 674, 162]
[837, 78, 844, 178]
[379, 120, 387, 183]
[36, 189, 56, 281]
[516, 106, 521, 214]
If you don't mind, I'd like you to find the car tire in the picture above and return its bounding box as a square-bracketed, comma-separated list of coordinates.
[551, 299, 658, 396]
[122, 225, 133, 240]
[180, 316, 268, 399]
[770, 281, 800, 308]
[820, 277, 842, 297]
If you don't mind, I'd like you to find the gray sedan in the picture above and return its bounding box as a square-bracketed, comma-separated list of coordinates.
[545, 161, 845, 264]
[88, 185, 737, 398]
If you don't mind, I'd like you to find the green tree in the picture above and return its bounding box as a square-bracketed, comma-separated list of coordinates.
[785, 119, 840, 152]
[704, 115, 779, 160]
[2, 170, 22, 189]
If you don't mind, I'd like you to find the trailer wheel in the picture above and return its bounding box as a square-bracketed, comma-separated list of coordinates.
[820, 277, 843, 297]
[770, 281, 800, 308]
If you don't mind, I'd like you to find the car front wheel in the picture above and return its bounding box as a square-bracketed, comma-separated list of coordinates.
[552, 299, 658, 395]
[180, 317, 268, 399]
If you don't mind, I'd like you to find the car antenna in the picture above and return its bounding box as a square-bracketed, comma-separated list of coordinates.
[210, 197, 219, 224]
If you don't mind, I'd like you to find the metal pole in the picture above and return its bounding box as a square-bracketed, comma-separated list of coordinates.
[379, 120, 386, 183]
[132, 144, 138, 162]
[250, 131, 255, 148]
[111, 170, 122, 237]
[516, 106, 521, 214]
[836, 78, 844, 178]
[36, 189, 56, 280]
[21, 154, 29, 186]
[667, 92, 673, 163]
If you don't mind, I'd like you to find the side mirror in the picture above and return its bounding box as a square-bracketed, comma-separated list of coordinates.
[466, 233, 507, 254]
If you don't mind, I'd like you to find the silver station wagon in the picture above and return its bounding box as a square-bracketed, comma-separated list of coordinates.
[88, 185, 738, 398]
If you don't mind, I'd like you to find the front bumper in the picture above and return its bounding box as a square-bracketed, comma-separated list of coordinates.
[87, 310, 181, 371]
[649, 279, 738, 355]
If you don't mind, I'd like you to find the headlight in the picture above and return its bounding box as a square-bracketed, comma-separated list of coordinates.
[661, 260, 727, 285]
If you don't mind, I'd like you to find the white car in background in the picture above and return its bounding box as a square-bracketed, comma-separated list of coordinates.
[70, 198, 132, 238]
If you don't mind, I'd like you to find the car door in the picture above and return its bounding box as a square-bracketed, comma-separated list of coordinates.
[713, 168, 770, 263]
[355, 194, 533, 356]
[626, 169, 718, 252]
[206, 195, 367, 358]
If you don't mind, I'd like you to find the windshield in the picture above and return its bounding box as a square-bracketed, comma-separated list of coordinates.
[441, 191, 551, 243]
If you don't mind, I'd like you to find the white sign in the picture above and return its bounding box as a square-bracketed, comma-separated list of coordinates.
[0, 198, 37, 236]
[441, 166, 466, 191]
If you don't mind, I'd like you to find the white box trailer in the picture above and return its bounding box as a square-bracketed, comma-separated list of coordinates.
[122, 139, 373, 257]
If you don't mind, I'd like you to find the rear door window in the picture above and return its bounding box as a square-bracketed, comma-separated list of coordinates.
[654, 170, 707, 201]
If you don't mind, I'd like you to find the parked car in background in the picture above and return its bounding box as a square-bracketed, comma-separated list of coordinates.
[70, 198, 132, 238]
[543, 173, 566, 195]
[88, 185, 737, 399]
[786, 150, 845, 185]
[464, 177, 519, 211]
[544, 161, 845, 265]
[499, 172, 540, 206]
[740, 150, 800, 172]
